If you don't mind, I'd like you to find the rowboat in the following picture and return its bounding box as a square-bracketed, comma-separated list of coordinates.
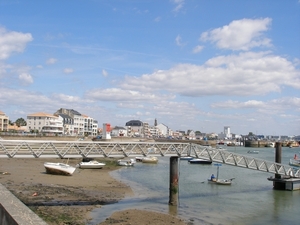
[208, 163, 234, 185]
[289, 159, 300, 167]
[44, 162, 76, 176]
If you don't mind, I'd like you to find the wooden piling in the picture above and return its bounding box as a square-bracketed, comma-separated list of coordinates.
[169, 156, 179, 205]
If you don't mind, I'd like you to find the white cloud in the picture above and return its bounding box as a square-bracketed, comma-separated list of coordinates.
[102, 69, 108, 77]
[119, 51, 299, 96]
[211, 97, 300, 114]
[200, 18, 272, 51]
[85, 88, 174, 102]
[63, 68, 74, 74]
[46, 58, 57, 64]
[19, 73, 33, 85]
[175, 35, 185, 47]
[171, 0, 185, 12]
[154, 16, 161, 22]
[192, 45, 204, 53]
[0, 26, 33, 60]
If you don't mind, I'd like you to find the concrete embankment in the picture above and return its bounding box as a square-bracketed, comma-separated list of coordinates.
[0, 183, 47, 225]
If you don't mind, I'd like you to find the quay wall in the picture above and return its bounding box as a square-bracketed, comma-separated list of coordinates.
[0, 183, 47, 225]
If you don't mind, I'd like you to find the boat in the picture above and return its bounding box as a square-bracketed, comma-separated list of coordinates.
[142, 156, 158, 163]
[289, 155, 300, 167]
[208, 163, 234, 185]
[44, 162, 76, 176]
[78, 160, 106, 169]
[247, 150, 259, 154]
[117, 159, 136, 166]
[180, 156, 194, 160]
[188, 158, 212, 164]
[135, 156, 144, 162]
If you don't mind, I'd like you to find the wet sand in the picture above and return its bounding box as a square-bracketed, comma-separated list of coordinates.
[0, 157, 189, 225]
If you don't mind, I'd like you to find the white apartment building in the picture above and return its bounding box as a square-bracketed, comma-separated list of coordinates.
[26, 112, 63, 134]
[156, 123, 169, 137]
[0, 110, 9, 131]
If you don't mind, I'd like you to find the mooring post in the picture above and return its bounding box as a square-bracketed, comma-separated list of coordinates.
[169, 156, 179, 205]
[273, 142, 285, 189]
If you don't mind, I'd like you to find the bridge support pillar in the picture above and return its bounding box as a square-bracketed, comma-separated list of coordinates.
[273, 142, 284, 190]
[169, 156, 179, 205]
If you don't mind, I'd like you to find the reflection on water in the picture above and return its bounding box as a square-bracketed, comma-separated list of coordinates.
[88, 146, 300, 225]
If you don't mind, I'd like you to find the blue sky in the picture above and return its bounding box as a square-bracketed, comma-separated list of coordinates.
[0, 0, 299, 136]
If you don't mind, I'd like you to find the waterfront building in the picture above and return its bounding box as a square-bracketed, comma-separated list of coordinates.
[55, 113, 74, 135]
[156, 123, 169, 137]
[111, 126, 127, 137]
[0, 110, 9, 132]
[125, 120, 144, 137]
[224, 126, 232, 139]
[54, 108, 98, 136]
[26, 112, 63, 135]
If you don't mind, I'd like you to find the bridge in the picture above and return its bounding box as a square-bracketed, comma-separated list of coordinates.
[0, 140, 299, 178]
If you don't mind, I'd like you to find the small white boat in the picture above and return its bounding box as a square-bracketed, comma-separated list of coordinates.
[117, 159, 136, 166]
[135, 156, 144, 162]
[44, 162, 76, 176]
[142, 156, 158, 164]
[180, 156, 194, 160]
[289, 159, 300, 167]
[247, 150, 259, 154]
[78, 160, 106, 169]
[188, 158, 212, 164]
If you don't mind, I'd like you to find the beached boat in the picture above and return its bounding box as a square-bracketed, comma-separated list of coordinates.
[142, 156, 158, 163]
[44, 162, 76, 176]
[135, 156, 144, 162]
[117, 159, 136, 166]
[78, 160, 106, 169]
[188, 158, 212, 164]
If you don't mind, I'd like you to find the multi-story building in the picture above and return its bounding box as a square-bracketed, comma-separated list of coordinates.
[54, 108, 98, 136]
[125, 120, 144, 137]
[0, 110, 9, 131]
[156, 123, 169, 137]
[148, 125, 159, 137]
[55, 113, 74, 135]
[26, 112, 63, 135]
[111, 126, 127, 137]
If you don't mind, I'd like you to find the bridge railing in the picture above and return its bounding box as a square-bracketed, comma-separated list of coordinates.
[0, 140, 299, 177]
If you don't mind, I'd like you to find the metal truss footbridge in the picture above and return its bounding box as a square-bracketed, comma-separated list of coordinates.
[0, 140, 299, 178]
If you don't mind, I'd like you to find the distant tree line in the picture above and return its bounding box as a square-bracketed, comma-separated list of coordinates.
[9, 118, 27, 127]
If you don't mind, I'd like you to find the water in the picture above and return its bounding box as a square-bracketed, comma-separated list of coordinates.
[88, 146, 300, 225]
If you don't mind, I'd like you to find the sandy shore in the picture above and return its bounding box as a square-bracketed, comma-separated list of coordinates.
[0, 157, 190, 225]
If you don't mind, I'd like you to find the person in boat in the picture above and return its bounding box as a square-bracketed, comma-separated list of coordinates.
[211, 174, 216, 181]
[294, 154, 298, 160]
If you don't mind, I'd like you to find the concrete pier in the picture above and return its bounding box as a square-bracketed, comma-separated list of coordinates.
[0, 184, 47, 225]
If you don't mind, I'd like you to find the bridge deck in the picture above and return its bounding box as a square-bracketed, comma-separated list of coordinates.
[0, 140, 299, 178]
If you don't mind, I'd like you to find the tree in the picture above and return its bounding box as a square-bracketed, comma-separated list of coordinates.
[8, 120, 14, 125]
[15, 118, 27, 127]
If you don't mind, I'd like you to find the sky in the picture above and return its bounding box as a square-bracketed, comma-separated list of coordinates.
[0, 0, 299, 136]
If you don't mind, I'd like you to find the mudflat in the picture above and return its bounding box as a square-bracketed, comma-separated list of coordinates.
[0, 157, 189, 225]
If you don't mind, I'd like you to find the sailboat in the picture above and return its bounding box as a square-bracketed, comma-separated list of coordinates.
[208, 163, 234, 185]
